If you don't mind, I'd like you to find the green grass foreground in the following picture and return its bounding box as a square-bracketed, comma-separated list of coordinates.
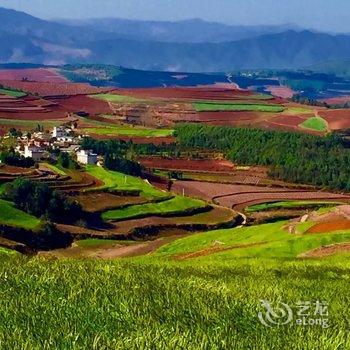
[0, 251, 349, 348]
[1, 221, 350, 348]
[193, 102, 284, 113]
[0, 199, 41, 229]
[300, 116, 328, 132]
[102, 196, 207, 221]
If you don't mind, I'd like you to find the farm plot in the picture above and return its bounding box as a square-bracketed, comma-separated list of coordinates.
[0, 199, 41, 230]
[52, 95, 113, 115]
[193, 102, 284, 113]
[318, 109, 350, 130]
[85, 165, 168, 199]
[174, 111, 262, 125]
[74, 192, 149, 213]
[116, 87, 256, 101]
[0, 89, 26, 98]
[110, 205, 238, 236]
[102, 196, 208, 221]
[0, 80, 113, 97]
[156, 220, 350, 260]
[172, 180, 350, 211]
[79, 124, 173, 138]
[139, 157, 235, 173]
[0, 68, 67, 82]
[300, 116, 328, 132]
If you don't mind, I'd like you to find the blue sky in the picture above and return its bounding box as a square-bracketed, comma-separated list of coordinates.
[0, 0, 349, 32]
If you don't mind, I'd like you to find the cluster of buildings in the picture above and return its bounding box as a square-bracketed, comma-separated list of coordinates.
[11, 124, 98, 165]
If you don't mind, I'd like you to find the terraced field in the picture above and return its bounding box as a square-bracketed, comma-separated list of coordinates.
[172, 180, 350, 211]
[0, 199, 41, 230]
[193, 101, 285, 113]
[102, 196, 208, 221]
[85, 165, 168, 199]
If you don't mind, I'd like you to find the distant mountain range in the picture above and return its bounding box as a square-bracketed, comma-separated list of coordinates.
[1, 7, 350, 72]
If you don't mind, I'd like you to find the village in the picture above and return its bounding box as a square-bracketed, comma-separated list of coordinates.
[1, 124, 99, 166]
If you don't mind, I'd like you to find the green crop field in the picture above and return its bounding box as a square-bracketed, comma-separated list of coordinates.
[85, 165, 168, 199]
[300, 116, 328, 132]
[246, 200, 343, 213]
[1, 219, 350, 348]
[282, 107, 313, 115]
[102, 196, 207, 221]
[81, 125, 173, 137]
[0, 88, 26, 98]
[0, 199, 41, 230]
[154, 221, 350, 259]
[193, 102, 285, 113]
[91, 93, 145, 103]
[40, 163, 67, 176]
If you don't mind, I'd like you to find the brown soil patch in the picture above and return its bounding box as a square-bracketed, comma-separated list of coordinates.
[116, 87, 254, 101]
[52, 95, 113, 115]
[139, 156, 235, 173]
[0, 68, 67, 82]
[0, 80, 114, 97]
[265, 85, 295, 99]
[96, 237, 176, 259]
[171, 180, 350, 211]
[74, 193, 148, 212]
[307, 220, 350, 234]
[318, 109, 350, 130]
[300, 242, 350, 258]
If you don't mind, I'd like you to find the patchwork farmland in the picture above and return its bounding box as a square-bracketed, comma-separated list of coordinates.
[1, 65, 350, 349]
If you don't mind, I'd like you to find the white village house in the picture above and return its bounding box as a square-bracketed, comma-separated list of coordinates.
[76, 149, 98, 165]
[23, 145, 44, 161]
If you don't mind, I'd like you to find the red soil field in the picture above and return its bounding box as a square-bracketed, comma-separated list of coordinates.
[265, 85, 295, 99]
[139, 157, 235, 173]
[307, 220, 350, 234]
[318, 109, 350, 130]
[0, 80, 114, 97]
[0, 68, 67, 82]
[52, 95, 113, 115]
[171, 180, 350, 210]
[0, 94, 70, 120]
[321, 96, 350, 104]
[175, 111, 261, 125]
[116, 87, 255, 101]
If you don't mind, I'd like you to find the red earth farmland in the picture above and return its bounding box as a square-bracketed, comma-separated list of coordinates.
[0, 80, 114, 97]
[115, 87, 255, 101]
[318, 109, 350, 130]
[139, 157, 236, 173]
[0, 68, 67, 82]
[171, 180, 350, 211]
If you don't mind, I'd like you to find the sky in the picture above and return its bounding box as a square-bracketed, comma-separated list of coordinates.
[0, 0, 349, 33]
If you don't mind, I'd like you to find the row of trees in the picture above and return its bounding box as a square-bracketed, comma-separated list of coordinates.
[175, 123, 350, 191]
[2, 178, 82, 223]
[0, 150, 35, 168]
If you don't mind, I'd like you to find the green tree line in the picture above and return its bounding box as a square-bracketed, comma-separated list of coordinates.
[174, 124, 350, 191]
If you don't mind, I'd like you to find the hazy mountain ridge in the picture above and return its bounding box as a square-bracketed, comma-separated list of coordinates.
[58, 17, 300, 43]
[1, 7, 350, 71]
